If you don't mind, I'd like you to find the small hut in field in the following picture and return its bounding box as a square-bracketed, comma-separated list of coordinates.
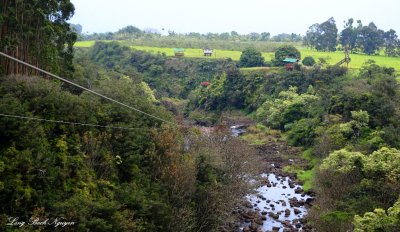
[173, 48, 185, 57]
[282, 57, 299, 71]
[203, 48, 213, 56]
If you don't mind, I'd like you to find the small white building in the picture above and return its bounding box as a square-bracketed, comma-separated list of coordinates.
[203, 48, 213, 56]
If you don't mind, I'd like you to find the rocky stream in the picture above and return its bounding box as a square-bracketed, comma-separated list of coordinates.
[230, 125, 314, 232]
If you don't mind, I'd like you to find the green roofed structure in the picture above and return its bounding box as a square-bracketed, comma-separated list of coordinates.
[283, 58, 299, 63]
[173, 48, 185, 57]
[282, 57, 299, 71]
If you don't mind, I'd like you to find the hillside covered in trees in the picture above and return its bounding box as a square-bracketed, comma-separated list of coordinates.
[0, 2, 261, 231]
[1, 1, 400, 232]
[73, 16, 400, 57]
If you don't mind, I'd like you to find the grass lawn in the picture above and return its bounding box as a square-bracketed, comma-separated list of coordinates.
[74, 40, 400, 70]
[74, 40, 116, 47]
[298, 47, 400, 71]
[130, 45, 245, 60]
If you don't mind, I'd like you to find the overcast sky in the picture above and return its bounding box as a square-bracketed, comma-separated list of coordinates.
[69, 0, 400, 35]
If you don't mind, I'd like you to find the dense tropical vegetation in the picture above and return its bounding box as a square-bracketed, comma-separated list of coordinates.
[305, 17, 400, 56]
[0, 39, 264, 231]
[189, 58, 400, 231]
[1, 1, 400, 231]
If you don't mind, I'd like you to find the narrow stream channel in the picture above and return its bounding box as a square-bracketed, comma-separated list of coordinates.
[230, 125, 312, 232]
[239, 172, 311, 231]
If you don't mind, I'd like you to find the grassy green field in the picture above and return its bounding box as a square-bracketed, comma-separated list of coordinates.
[75, 40, 97, 47]
[298, 47, 400, 71]
[129, 45, 252, 60]
[74, 40, 400, 70]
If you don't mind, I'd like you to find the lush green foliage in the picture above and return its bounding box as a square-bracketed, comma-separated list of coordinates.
[0, 0, 77, 76]
[78, 21, 400, 57]
[2, 13, 400, 231]
[75, 41, 235, 100]
[342, 19, 400, 56]
[313, 147, 400, 231]
[211, 59, 400, 231]
[256, 86, 319, 130]
[354, 198, 400, 232]
[302, 56, 316, 66]
[0, 41, 263, 231]
[79, 25, 302, 51]
[305, 17, 338, 51]
[186, 59, 397, 232]
[75, 42, 400, 71]
[357, 22, 385, 55]
[189, 64, 247, 111]
[239, 47, 265, 67]
[0, 75, 176, 231]
[339, 18, 361, 52]
[274, 45, 301, 66]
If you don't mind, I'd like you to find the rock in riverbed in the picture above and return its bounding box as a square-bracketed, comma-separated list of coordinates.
[268, 212, 279, 220]
[285, 208, 291, 217]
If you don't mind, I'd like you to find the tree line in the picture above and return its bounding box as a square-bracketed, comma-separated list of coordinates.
[191, 57, 400, 231]
[76, 18, 400, 57]
[1, 35, 263, 230]
[1, 2, 264, 231]
[71, 25, 303, 52]
[75, 24, 303, 43]
[304, 17, 400, 56]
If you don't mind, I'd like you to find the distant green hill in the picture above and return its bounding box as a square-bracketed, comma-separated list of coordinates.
[74, 40, 400, 71]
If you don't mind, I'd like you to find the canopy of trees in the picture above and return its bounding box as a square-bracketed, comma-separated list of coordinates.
[274, 45, 301, 66]
[303, 17, 400, 56]
[0, 41, 263, 231]
[190, 57, 399, 231]
[1, 2, 400, 231]
[0, 0, 77, 76]
[304, 17, 338, 51]
[239, 47, 265, 67]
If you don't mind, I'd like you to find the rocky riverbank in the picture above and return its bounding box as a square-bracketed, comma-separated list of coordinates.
[236, 171, 314, 232]
[195, 123, 315, 231]
[232, 127, 315, 232]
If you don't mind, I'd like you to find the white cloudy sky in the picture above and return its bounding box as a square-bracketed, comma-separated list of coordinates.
[69, 0, 400, 35]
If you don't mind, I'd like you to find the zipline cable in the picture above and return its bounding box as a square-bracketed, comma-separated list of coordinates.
[0, 113, 152, 131]
[0, 52, 178, 126]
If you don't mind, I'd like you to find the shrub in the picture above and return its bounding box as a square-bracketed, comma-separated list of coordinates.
[239, 47, 265, 67]
[354, 198, 400, 232]
[302, 56, 316, 66]
[286, 118, 319, 146]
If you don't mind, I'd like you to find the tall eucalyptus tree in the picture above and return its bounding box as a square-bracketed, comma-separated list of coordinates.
[0, 0, 76, 76]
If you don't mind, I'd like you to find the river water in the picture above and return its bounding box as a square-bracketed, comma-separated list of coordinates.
[230, 125, 312, 232]
[239, 173, 310, 231]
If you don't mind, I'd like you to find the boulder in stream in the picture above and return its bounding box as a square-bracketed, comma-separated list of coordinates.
[261, 211, 268, 215]
[268, 212, 279, 220]
[250, 222, 259, 231]
[285, 208, 291, 217]
[294, 187, 304, 194]
[242, 200, 253, 208]
[254, 218, 264, 225]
